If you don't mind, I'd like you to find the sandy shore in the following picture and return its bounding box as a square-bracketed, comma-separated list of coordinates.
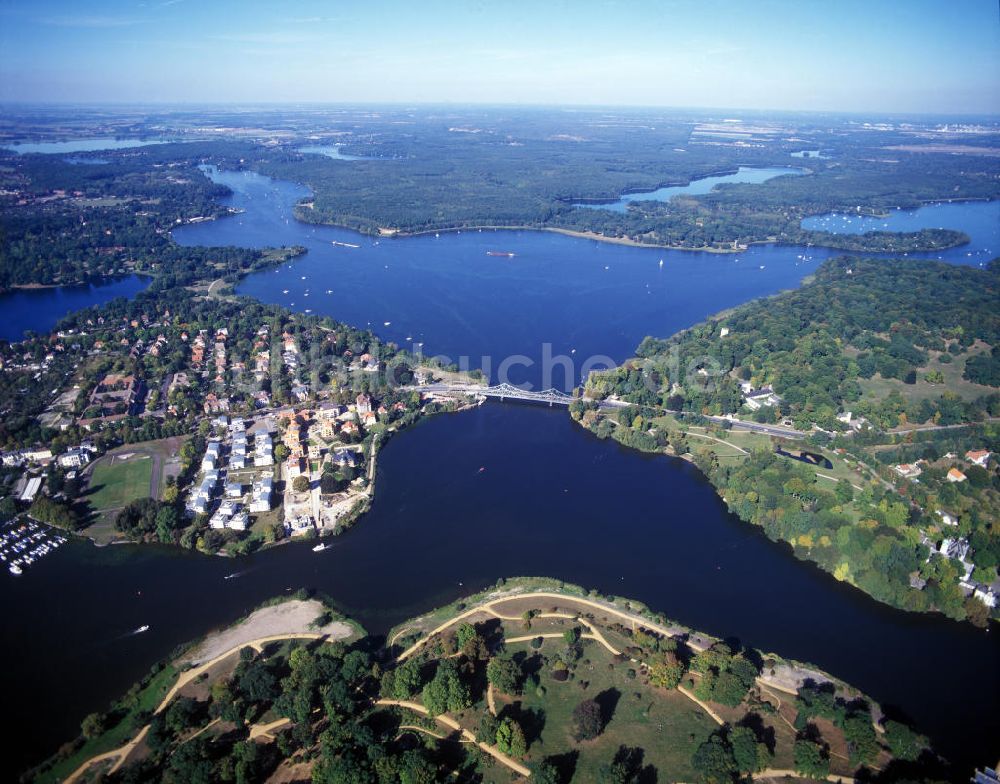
[184, 599, 354, 665]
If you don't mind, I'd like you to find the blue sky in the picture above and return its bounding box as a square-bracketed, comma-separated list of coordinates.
[0, 0, 997, 113]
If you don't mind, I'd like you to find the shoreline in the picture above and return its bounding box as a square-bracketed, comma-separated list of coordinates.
[555, 162, 811, 206]
[364, 220, 750, 253]
[294, 210, 975, 256]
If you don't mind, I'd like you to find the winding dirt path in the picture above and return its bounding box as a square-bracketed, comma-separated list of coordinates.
[755, 769, 856, 783]
[396, 591, 694, 662]
[395, 591, 854, 730]
[377, 699, 531, 778]
[66, 633, 327, 783]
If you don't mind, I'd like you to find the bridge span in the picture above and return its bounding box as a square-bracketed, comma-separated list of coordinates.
[408, 382, 580, 406]
[404, 383, 803, 438]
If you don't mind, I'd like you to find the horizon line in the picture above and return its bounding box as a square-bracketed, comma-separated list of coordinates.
[1, 99, 998, 119]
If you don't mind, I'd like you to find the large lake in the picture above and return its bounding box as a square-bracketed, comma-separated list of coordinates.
[1, 166, 998, 778]
[175, 167, 997, 390]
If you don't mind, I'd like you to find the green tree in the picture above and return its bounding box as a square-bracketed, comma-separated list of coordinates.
[392, 658, 423, 700]
[397, 750, 437, 784]
[477, 712, 500, 744]
[165, 696, 200, 735]
[80, 712, 106, 740]
[421, 660, 467, 716]
[843, 712, 879, 765]
[691, 734, 738, 784]
[453, 622, 488, 659]
[531, 760, 561, 784]
[648, 651, 684, 690]
[486, 655, 522, 695]
[571, 698, 604, 741]
[835, 479, 854, 504]
[794, 738, 830, 779]
[729, 725, 769, 773]
[883, 720, 927, 762]
[292, 475, 310, 493]
[495, 717, 527, 757]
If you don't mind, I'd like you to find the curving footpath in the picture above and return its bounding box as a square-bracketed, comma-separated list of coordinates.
[754, 769, 856, 783]
[66, 633, 326, 783]
[393, 591, 868, 732]
[396, 591, 699, 662]
[377, 699, 531, 778]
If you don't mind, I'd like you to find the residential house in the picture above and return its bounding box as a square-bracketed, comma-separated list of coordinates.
[973, 587, 997, 609]
[228, 510, 249, 531]
[332, 448, 358, 468]
[23, 449, 53, 464]
[203, 393, 230, 415]
[936, 510, 959, 527]
[965, 450, 991, 468]
[248, 476, 273, 513]
[894, 463, 922, 479]
[742, 384, 781, 411]
[947, 468, 967, 483]
[57, 445, 95, 469]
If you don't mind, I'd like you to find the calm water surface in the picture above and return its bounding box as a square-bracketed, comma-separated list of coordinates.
[1, 138, 177, 154]
[1, 404, 997, 777]
[177, 167, 998, 390]
[0, 275, 150, 341]
[571, 165, 805, 212]
[297, 144, 371, 160]
[803, 201, 999, 265]
[2, 166, 998, 779]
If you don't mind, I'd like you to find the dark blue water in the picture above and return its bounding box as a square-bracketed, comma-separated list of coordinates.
[803, 201, 999, 266]
[176, 168, 998, 391]
[3, 166, 999, 779]
[571, 165, 805, 212]
[0, 275, 150, 342]
[2, 404, 997, 777]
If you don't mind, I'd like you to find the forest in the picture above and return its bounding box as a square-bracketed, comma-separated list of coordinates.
[32, 585, 934, 784]
[4, 115, 997, 290]
[585, 256, 1000, 431]
[575, 256, 1000, 624]
[0, 141, 292, 288]
[245, 115, 999, 253]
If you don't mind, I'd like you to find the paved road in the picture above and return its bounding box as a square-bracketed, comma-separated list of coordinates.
[409, 384, 806, 439]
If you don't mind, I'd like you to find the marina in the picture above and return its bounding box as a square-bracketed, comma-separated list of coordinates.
[1, 518, 67, 575]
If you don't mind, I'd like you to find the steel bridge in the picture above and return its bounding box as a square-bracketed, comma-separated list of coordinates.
[412, 382, 576, 406]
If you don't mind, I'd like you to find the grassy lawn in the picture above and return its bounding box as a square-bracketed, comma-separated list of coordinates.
[36, 665, 178, 784]
[858, 346, 995, 406]
[87, 457, 153, 512]
[483, 636, 716, 782]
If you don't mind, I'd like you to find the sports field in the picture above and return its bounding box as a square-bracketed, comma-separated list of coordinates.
[87, 455, 153, 512]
